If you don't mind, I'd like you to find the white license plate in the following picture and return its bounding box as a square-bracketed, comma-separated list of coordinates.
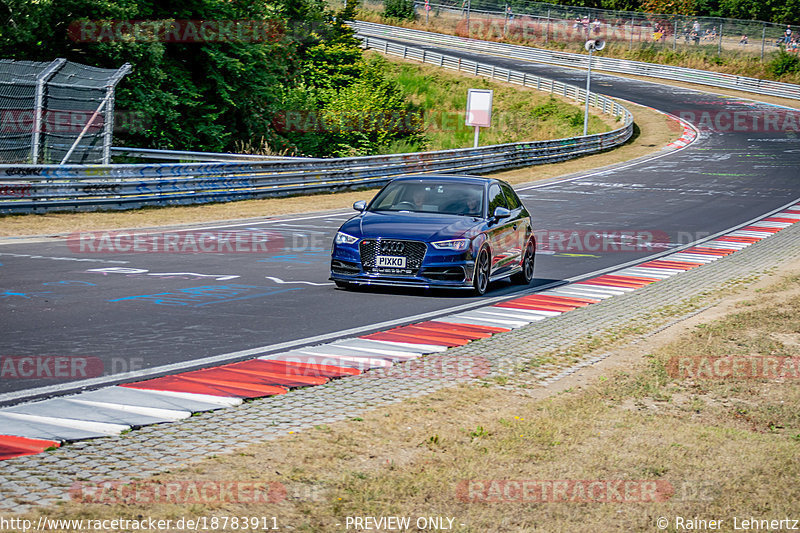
[376, 255, 406, 268]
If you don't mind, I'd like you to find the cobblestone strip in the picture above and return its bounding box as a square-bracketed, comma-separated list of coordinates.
[3, 224, 800, 513]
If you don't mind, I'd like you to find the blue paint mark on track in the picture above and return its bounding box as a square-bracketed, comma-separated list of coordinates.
[107, 285, 302, 307]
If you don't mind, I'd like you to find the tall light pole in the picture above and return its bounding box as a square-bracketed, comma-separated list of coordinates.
[583, 38, 605, 137]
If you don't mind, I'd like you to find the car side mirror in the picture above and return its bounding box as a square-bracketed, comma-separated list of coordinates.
[353, 200, 367, 212]
[493, 206, 511, 220]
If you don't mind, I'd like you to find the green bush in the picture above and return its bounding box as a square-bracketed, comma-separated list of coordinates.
[281, 55, 424, 157]
[769, 49, 800, 78]
[384, 0, 416, 20]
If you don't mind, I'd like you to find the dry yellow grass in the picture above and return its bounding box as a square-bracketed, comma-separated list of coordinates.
[355, 5, 800, 84]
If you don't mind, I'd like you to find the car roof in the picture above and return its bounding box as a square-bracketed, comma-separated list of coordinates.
[389, 174, 495, 185]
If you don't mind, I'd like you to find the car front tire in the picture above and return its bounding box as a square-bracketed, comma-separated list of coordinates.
[473, 247, 491, 296]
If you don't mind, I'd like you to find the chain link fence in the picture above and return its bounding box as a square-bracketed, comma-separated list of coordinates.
[0, 59, 130, 165]
[358, 0, 797, 60]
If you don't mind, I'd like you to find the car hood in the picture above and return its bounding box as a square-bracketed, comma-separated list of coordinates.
[340, 211, 483, 242]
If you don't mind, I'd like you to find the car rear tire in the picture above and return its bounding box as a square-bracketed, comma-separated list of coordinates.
[511, 239, 535, 285]
[473, 247, 491, 296]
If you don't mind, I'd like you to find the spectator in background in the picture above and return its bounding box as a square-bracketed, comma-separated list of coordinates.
[653, 23, 664, 41]
[692, 20, 700, 33]
[786, 26, 793, 44]
[739, 34, 748, 45]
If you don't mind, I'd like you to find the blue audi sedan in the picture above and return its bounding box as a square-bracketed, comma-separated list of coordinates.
[330, 175, 535, 295]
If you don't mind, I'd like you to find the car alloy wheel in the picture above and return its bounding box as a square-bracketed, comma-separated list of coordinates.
[473, 247, 491, 295]
[512, 240, 535, 285]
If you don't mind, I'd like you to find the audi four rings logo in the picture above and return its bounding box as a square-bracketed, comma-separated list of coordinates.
[379, 240, 405, 253]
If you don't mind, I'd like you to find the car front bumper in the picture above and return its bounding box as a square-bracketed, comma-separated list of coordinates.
[330, 240, 478, 289]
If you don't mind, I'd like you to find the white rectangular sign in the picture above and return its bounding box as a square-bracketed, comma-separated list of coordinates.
[465, 89, 493, 128]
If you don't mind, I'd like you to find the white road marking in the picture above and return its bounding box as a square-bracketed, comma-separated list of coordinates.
[265, 276, 333, 286]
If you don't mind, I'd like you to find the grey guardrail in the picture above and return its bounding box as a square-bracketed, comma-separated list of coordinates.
[353, 21, 800, 101]
[0, 39, 632, 215]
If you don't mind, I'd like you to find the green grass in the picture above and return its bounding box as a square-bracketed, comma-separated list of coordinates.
[374, 53, 612, 153]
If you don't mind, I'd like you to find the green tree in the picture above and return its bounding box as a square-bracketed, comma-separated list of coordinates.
[0, 0, 423, 157]
[384, 0, 416, 20]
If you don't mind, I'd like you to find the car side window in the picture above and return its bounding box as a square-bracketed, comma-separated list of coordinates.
[487, 184, 507, 216]
[500, 183, 521, 210]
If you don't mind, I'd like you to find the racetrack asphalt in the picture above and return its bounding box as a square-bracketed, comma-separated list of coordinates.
[1, 35, 798, 402]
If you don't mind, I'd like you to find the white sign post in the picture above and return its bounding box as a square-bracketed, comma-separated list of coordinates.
[583, 39, 605, 137]
[465, 88, 493, 148]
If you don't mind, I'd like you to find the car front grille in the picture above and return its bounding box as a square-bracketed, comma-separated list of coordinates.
[360, 239, 426, 276]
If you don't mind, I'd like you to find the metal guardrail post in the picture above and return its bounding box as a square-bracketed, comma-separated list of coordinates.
[629, 16, 635, 50]
[673, 20, 678, 51]
[31, 59, 66, 164]
[102, 65, 132, 164]
[102, 85, 116, 165]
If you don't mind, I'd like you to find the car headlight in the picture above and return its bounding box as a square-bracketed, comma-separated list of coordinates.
[335, 232, 359, 245]
[431, 238, 470, 251]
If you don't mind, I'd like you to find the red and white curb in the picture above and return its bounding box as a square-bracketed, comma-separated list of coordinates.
[2, 206, 799, 461]
[666, 121, 697, 149]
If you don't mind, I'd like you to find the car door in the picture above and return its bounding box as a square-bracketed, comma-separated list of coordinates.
[486, 183, 516, 275]
[499, 181, 529, 267]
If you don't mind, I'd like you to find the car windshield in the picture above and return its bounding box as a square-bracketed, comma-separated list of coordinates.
[368, 181, 485, 217]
